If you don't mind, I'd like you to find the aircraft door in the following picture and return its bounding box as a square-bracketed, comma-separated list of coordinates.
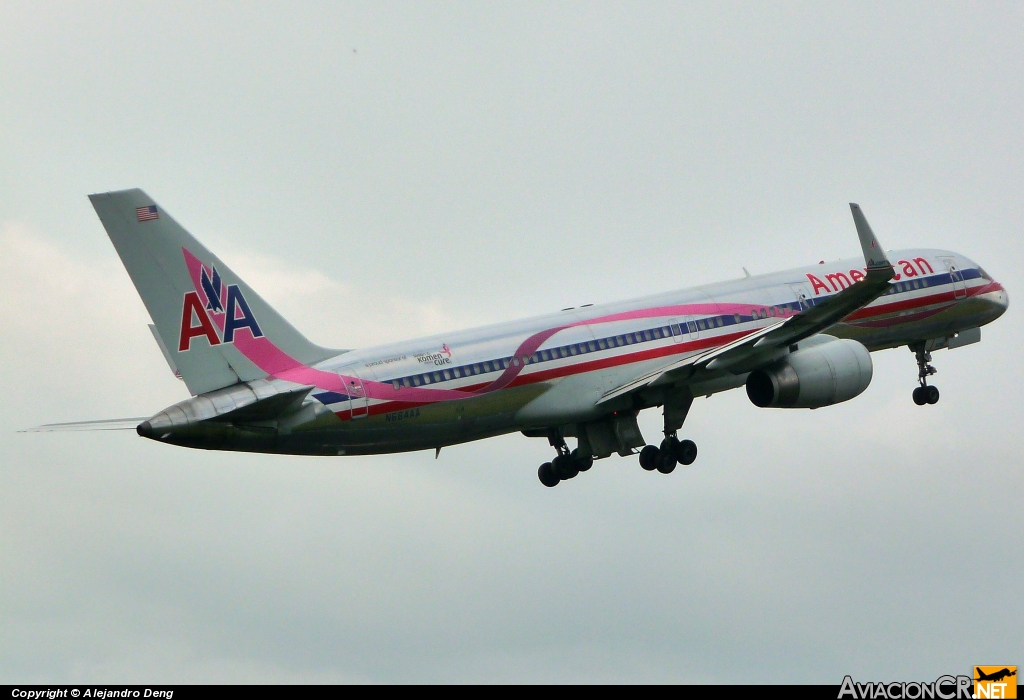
[788, 282, 812, 312]
[668, 317, 684, 344]
[345, 370, 369, 420]
[940, 257, 967, 300]
[684, 316, 700, 340]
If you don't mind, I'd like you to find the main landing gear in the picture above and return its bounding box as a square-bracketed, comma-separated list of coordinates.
[537, 431, 593, 488]
[638, 388, 698, 475]
[910, 341, 940, 406]
[638, 436, 697, 474]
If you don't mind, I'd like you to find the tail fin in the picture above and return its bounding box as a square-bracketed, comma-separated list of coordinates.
[89, 188, 341, 395]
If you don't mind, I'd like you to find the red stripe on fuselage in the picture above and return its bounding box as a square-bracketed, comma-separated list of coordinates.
[337, 330, 751, 420]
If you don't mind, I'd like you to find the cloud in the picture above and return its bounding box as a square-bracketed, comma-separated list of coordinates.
[209, 247, 488, 349]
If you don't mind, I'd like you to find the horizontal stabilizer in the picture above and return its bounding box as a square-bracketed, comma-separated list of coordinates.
[21, 417, 149, 432]
[209, 386, 313, 423]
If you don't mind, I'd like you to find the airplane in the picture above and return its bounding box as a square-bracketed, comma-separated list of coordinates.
[975, 668, 1016, 683]
[29, 189, 1008, 487]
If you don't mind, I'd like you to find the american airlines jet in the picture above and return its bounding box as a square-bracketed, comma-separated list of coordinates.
[31, 190, 1008, 487]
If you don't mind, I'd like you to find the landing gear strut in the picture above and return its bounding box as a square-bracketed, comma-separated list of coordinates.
[638, 389, 698, 475]
[537, 430, 593, 487]
[910, 342, 940, 406]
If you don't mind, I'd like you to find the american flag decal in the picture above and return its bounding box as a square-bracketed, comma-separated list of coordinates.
[136, 205, 159, 222]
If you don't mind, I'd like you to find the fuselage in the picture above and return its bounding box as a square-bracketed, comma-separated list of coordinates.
[146, 248, 1007, 456]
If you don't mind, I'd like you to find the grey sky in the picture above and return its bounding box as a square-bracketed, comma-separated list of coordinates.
[1, 1, 1021, 683]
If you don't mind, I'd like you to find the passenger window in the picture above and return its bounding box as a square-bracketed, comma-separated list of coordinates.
[512, 357, 520, 367]
[402, 378, 411, 388]
[432, 371, 442, 383]
[393, 380, 400, 391]
[734, 314, 740, 323]
[422, 374, 432, 385]
[598, 338, 608, 349]
[921, 278, 929, 287]
[716, 317, 723, 327]
[443, 370, 452, 380]
[453, 368, 462, 378]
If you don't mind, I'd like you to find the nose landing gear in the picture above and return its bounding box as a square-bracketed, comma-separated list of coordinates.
[910, 341, 940, 405]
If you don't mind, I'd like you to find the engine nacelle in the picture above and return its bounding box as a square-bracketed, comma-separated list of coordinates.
[745, 337, 873, 409]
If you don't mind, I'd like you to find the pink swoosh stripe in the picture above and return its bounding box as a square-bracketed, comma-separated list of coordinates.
[182, 247, 789, 404]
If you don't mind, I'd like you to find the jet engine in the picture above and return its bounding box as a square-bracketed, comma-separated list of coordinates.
[745, 337, 872, 409]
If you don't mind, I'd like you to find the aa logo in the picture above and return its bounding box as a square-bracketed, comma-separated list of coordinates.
[178, 263, 264, 352]
[974, 666, 1017, 699]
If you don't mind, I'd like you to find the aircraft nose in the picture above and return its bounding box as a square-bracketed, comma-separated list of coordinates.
[982, 283, 1009, 321]
[992, 287, 1009, 314]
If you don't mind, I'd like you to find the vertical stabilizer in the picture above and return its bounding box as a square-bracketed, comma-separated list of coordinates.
[89, 189, 340, 395]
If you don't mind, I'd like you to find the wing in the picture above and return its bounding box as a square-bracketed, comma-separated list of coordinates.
[598, 204, 896, 405]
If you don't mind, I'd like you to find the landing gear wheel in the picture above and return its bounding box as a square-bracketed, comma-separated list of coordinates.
[538, 462, 559, 487]
[913, 386, 927, 405]
[676, 439, 697, 466]
[656, 438, 678, 473]
[655, 450, 677, 474]
[571, 448, 593, 472]
[639, 445, 659, 471]
[553, 454, 579, 480]
[926, 385, 940, 404]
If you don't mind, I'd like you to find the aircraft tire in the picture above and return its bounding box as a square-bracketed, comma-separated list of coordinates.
[538, 462, 560, 487]
[655, 450, 677, 474]
[553, 454, 578, 480]
[571, 448, 594, 472]
[677, 439, 698, 466]
[639, 445, 659, 471]
[913, 387, 927, 405]
[926, 385, 940, 404]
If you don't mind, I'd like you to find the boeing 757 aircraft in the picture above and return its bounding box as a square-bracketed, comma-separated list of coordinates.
[31, 190, 1008, 487]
